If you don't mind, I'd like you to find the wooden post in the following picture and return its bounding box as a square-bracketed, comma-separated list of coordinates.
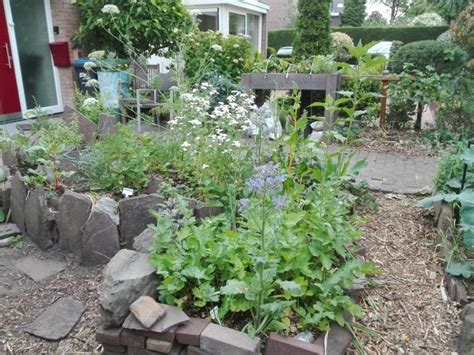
[379, 79, 389, 127]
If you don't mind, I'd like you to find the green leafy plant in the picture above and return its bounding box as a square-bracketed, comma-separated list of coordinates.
[72, 0, 193, 56]
[341, 0, 367, 27]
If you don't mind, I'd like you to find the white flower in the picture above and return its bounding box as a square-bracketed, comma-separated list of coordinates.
[181, 141, 191, 151]
[232, 59, 239, 64]
[209, 58, 215, 63]
[88, 50, 105, 59]
[190, 9, 202, 17]
[173, 28, 179, 33]
[83, 97, 98, 108]
[101, 4, 120, 14]
[70, 0, 76, 4]
[233, 44, 240, 49]
[202, 164, 209, 169]
[83, 61, 96, 71]
[130, 0, 137, 3]
[232, 141, 241, 148]
[189, 119, 202, 126]
[210, 44, 223, 52]
[85, 79, 99, 87]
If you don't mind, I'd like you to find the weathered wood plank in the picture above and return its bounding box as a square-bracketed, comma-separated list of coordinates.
[241, 73, 338, 91]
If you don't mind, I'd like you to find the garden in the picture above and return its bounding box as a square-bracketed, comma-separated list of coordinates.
[0, 0, 473, 354]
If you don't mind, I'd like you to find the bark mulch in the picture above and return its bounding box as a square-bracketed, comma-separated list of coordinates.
[351, 193, 461, 354]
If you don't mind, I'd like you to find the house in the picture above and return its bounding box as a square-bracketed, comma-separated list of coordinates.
[265, 0, 345, 31]
[0, 0, 269, 124]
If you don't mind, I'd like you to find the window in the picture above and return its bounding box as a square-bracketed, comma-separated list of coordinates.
[228, 12, 260, 50]
[197, 10, 219, 32]
[246, 14, 259, 50]
[229, 12, 246, 35]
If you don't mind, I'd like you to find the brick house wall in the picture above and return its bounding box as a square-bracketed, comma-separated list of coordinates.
[50, 0, 81, 109]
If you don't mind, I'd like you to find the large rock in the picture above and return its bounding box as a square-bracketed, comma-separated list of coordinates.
[133, 227, 155, 253]
[24, 187, 56, 250]
[95, 197, 119, 225]
[25, 297, 85, 341]
[1, 180, 11, 213]
[80, 210, 120, 266]
[57, 191, 92, 252]
[0, 223, 21, 240]
[10, 172, 27, 233]
[119, 194, 163, 247]
[62, 106, 97, 144]
[460, 303, 474, 355]
[99, 249, 157, 328]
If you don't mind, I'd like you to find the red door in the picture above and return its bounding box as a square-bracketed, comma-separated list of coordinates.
[0, 1, 21, 119]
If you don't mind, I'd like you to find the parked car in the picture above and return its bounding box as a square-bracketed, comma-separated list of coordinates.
[276, 46, 293, 57]
[367, 41, 393, 59]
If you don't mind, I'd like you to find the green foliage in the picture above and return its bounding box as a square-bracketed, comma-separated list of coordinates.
[89, 125, 156, 193]
[431, 0, 469, 22]
[451, 3, 474, 62]
[269, 26, 449, 49]
[388, 40, 468, 74]
[181, 31, 253, 84]
[72, 0, 193, 57]
[364, 11, 388, 26]
[293, 0, 331, 58]
[74, 88, 111, 124]
[341, 0, 367, 27]
[434, 142, 469, 192]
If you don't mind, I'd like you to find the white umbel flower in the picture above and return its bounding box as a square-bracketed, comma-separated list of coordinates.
[83, 61, 96, 71]
[181, 141, 191, 151]
[85, 79, 99, 87]
[210, 44, 223, 52]
[83, 97, 98, 107]
[101, 4, 120, 14]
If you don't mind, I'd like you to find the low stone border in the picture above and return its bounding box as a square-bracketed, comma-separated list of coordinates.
[433, 201, 474, 353]
[1, 168, 223, 266]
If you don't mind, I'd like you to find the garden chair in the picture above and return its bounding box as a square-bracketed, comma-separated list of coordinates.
[120, 63, 176, 125]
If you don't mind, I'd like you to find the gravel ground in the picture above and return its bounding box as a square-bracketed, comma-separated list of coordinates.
[0, 241, 102, 354]
[351, 193, 462, 354]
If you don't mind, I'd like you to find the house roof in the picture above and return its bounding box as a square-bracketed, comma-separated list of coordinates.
[183, 0, 269, 13]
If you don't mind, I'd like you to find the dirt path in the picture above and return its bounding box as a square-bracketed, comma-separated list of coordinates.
[353, 193, 461, 354]
[0, 242, 101, 354]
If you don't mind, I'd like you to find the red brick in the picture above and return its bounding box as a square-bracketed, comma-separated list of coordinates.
[121, 329, 145, 348]
[264, 332, 324, 355]
[176, 318, 210, 346]
[96, 327, 123, 345]
[146, 338, 173, 353]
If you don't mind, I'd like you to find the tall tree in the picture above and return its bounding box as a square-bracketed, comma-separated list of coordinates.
[341, 0, 367, 27]
[293, 0, 331, 58]
[429, 0, 469, 23]
[372, 0, 410, 23]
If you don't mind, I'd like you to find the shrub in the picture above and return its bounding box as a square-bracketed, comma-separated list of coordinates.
[364, 11, 388, 26]
[330, 32, 354, 61]
[388, 40, 468, 74]
[340, 0, 366, 27]
[437, 30, 454, 42]
[451, 3, 474, 61]
[73, 0, 193, 57]
[410, 12, 445, 26]
[269, 26, 449, 49]
[182, 31, 253, 83]
[293, 0, 331, 58]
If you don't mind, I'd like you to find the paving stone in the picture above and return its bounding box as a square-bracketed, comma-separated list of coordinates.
[123, 305, 189, 333]
[200, 323, 260, 355]
[81, 210, 120, 266]
[119, 194, 164, 247]
[120, 329, 145, 348]
[57, 190, 92, 252]
[130, 296, 166, 329]
[10, 172, 27, 233]
[264, 332, 323, 355]
[314, 324, 353, 355]
[146, 338, 173, 352]
[25, 297, 85, 341]
[24, 187, 57, 250]
[15, 255, 66, 282]
[99, 249, 157, 328]
[0, 223, 21, 240]
[176, 318, 210, 346]
[132, 227, 155, 253]
[96, 327, 123, 345]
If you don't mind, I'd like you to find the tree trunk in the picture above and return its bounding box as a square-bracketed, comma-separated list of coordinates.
[415, 102, 423, 130]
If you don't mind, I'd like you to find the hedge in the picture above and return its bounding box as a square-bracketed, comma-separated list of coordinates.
[268, 26, 449, 50]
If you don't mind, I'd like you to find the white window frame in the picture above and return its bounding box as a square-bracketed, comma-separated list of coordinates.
[224, 6, 262, 51]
